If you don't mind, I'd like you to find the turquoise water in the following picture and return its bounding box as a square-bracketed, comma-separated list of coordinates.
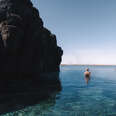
[2, 65, 116, 116]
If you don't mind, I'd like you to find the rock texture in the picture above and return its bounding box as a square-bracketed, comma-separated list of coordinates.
[0, 0, 63, 77]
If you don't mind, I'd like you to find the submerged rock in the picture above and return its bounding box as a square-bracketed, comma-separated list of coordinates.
[0, 0, 63, 77]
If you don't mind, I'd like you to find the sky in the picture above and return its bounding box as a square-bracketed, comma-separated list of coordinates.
[31, 0, 116, 65]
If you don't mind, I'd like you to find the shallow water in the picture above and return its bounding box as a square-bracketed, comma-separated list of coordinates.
[2, 65, 116, 116]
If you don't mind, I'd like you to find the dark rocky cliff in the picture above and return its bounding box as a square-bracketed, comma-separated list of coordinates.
[0, 0, 63, 77]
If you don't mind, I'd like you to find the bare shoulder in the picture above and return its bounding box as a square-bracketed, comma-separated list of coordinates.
[84, 71, 87, 74]
[84, 71, 91, 75]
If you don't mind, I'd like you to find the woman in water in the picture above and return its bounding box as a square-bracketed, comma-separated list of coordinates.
[84, 68, 91, 84]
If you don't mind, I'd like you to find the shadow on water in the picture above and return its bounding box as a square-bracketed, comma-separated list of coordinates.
[0, 72, 62, 115]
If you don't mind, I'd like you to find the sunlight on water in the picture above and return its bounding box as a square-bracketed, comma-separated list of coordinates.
[1, 65, 116, 116]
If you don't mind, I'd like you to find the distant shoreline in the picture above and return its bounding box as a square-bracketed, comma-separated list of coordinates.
[61, 64, 116, 66]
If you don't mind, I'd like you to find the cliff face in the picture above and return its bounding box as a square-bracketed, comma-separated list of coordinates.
[0, 0, 63, 76]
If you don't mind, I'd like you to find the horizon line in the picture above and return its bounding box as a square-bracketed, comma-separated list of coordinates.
[61, 64, 116, 66]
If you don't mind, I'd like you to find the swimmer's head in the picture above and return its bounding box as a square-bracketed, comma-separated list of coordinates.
[86, 68, 89, 71]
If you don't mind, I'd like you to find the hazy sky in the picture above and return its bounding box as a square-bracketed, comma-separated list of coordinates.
[31, 0, 116, 64]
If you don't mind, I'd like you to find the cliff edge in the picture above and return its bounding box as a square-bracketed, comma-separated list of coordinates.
[0, 0, 63, 77]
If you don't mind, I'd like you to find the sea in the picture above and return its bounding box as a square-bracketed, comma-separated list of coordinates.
[1, 65, 116, 116]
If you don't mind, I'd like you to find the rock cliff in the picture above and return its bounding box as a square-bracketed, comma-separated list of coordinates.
[0, 0, 63, 77]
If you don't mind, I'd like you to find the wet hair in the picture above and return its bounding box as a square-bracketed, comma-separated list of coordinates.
[86, 68, 89, 71]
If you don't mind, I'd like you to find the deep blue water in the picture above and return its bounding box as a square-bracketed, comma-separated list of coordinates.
[2, 65, 116, 116]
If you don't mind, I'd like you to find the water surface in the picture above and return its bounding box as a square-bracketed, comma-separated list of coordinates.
[2, 65, 116, 116]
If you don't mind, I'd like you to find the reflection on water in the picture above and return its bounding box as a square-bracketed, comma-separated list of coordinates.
[0, 72, 61, 115]
[0, 88, 61, 115]
[0, 91, 59, 116]
[1, 65, 116, 116]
